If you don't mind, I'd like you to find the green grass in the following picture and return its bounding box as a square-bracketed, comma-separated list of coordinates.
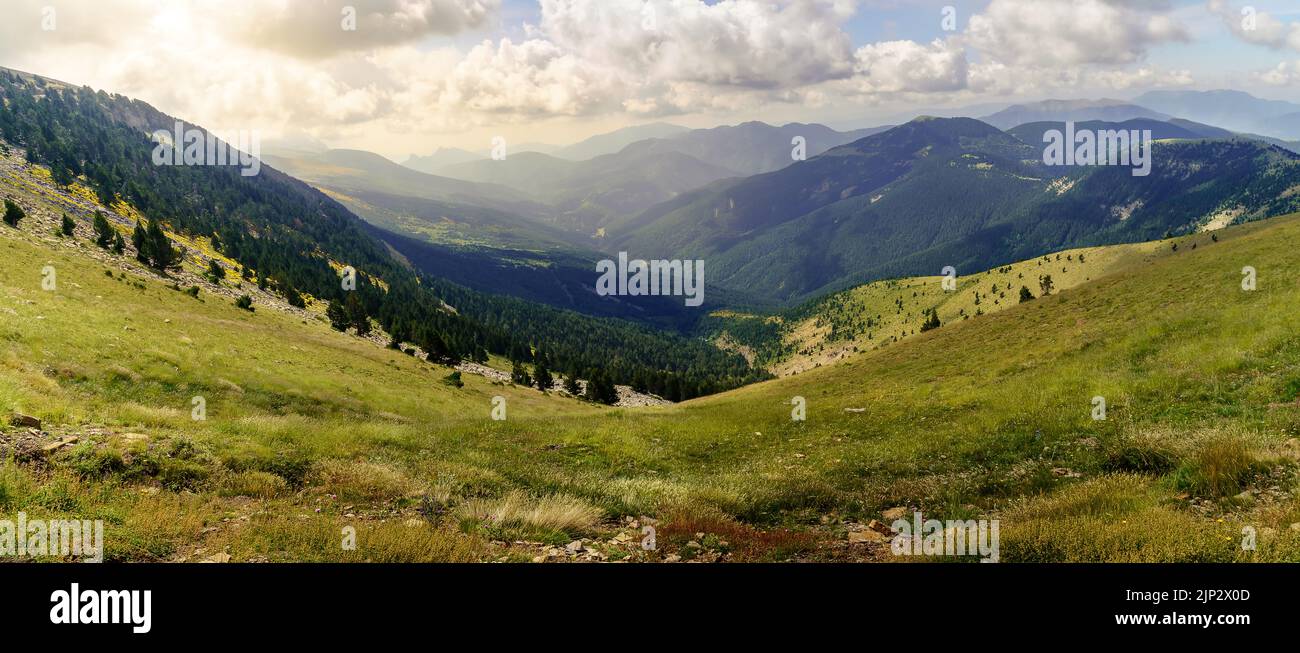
[3, 180, 1300, 561]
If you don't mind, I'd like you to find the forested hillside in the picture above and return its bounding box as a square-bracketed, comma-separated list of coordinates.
[618, 116, 1300, 305]
[0, 68, 762, 400]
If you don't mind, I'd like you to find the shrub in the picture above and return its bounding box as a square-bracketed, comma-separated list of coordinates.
[235, 294, 254, 311]
[1173, 438, 1260, 497]
[2, 198, 24, 227]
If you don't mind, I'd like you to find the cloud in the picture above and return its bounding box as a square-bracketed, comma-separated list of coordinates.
[0, 0, 1212, 152]
[1254, 60, 1300, 85]
[1207, 0, 1300, 51]
[215, 0, 501, 59]
[538, 0, 858, 90]
[437, 38, 620, 116]
[967, 0, 1188, 67]
[850, 39, 969, 94]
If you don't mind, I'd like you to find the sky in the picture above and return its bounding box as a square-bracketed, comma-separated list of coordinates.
[3, 0, 1300, 160]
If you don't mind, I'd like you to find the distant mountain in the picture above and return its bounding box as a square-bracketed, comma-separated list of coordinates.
[618, 116, 1300, 304]
[1133, 90, 1300, 139]
[265, 148, 549, 221]
[1006, 118, 1208, 146]
[982, 99, 1169, 130]
[402, 147, 485, 175]
[435, 148, 739, 232]
[553, 122, 689, 160]
[620, 121, 893, 177]
[1166, 118, 1236, 139]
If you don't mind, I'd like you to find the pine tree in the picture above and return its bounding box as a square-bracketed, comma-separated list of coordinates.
[93, 211, 114, 248]
[326, 299, 349, 331]
[533, 364, 553, 391]
[60, 213, 75, 236]
[144, 219, 179, 270]
[584, 371, 618, 405]
[132, 221, 149, 263]
[920, 308, 941, 332]
[1019, 286, 1035, 303]
[344, 293, 369, 336]
[207, 259, 225, 282]
[510, 360, 532, 387]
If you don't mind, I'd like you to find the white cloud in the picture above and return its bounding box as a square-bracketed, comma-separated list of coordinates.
[850, 39, 969, 94]
[1208, 0, 1300, 51]
[967, 0, 1188, 67]
[216, 0, 501, 59]
[1255, 60, 1300, 85]
[0, 0, 1213, 152]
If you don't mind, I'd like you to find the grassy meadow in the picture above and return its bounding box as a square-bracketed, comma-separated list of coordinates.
[3, 177, 1300, 561]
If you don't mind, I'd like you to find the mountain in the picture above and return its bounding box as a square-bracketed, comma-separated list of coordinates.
[0, 66, 761, 399]
[617, 116, 1300, 304]
[553, 122, 689, 160]
[402, 147, 485, 174]
[434, 148, 739, 231]
[1005, 118, 1208, 146]
[263, 148, 573, 243]
[267, 148, 536, 211]
[1133, 90, 1300, 139]
[981, 99, 1169, 130]
[7, 149, 1298, 562]
[619, 121, 893, 177]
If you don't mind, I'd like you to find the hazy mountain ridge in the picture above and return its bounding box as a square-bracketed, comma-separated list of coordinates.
[617, 116, 1300, 304]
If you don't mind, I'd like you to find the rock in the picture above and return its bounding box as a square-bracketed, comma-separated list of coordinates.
[10, 413, 40, 429]
[203, 552, 232, 563]
[664, 554, 681, 563]
[565, 540, 584, 554]
[867, 519, 893, 535]
[1052, 467, 1082, 478]
[848, 530, 886, 544]
[121, 432, 149, 443]
[685, 540, 702, 549]
[40, 436, 78, 454]
[881, 506, 908, 521]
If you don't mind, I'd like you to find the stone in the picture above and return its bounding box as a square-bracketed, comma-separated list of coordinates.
[10, 413, 40, 429]
[881, 506, 908, 521]
[565, 540, 584, 554]
[866, 519, 893, 535]
[848, 530, 885, 544]
[40, 436, 78, 454]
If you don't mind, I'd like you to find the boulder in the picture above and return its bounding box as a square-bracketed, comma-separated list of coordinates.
[10, 413, 40, 429]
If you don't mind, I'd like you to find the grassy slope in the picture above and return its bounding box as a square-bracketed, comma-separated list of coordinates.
[3, 173, 1300, 561]
[724, 233, 1186, 375]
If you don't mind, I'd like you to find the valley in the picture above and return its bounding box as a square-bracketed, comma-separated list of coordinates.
[4, 136, 1300, 561]
[3, 65, 1300, 565]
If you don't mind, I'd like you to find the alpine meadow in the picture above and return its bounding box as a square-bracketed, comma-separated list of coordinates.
[4, 0, 1300, 637]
